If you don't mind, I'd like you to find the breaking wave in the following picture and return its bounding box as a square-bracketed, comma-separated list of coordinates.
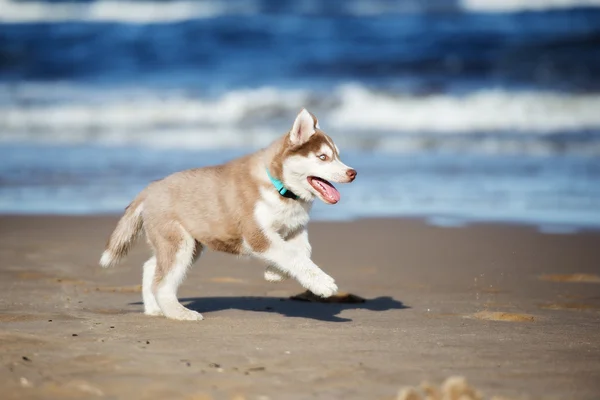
[2, 83, 600, 156]
[460, 0, 600, 12]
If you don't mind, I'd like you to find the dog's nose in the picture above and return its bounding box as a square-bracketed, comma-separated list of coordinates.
[346, 169, 357, 180]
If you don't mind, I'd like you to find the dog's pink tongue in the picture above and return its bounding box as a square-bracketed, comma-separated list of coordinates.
[324, 182, 341, 202]
[314, 178, 340, 203]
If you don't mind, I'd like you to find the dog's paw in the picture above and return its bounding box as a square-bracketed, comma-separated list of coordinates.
[264, 266, 288, 282]
[164, 308, 204, 321]
[143, 298, 164, 316]
[144, 308, 164, 317]
[303, 273, 338, 298]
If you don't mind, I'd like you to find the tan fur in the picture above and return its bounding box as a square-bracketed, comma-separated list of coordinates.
[100, 193, 145, 267]
[101, 139, 289, 271]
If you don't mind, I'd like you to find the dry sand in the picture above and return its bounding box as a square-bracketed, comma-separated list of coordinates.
[1, 216, 599, 400]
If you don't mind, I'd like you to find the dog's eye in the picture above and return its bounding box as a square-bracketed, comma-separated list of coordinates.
[318, 154, 328, 161]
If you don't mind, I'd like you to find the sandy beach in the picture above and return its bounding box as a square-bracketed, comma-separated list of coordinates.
[1, 215, 599, 400]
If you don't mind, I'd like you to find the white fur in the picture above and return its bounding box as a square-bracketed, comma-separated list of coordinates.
[318, 143, 334, 159]
[319, 135, 342, 159]
[154, 226, 203, 321]
[99, 251, 114, 268]
[264, 265, 288, 282]
[142, 257, 162, 316]
[256, 187, 311, 236]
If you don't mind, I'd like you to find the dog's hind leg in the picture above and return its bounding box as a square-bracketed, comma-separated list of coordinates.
[151, 224, 204, 321]
[142, 256, 163, 316]
[264, 265, 289, 282]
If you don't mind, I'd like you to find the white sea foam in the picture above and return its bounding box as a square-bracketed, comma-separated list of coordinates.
[0, 85, 308, 133]
[328, 85, 600, 134]
[461, 0, 600, 12]
[2, 0, 599, 24]
[0, 0, 250, 23]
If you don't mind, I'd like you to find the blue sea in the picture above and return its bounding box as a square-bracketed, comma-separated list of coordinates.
[1, 0, 600, 230]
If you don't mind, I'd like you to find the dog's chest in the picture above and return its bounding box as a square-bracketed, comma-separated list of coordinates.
[255, 189, 311, 237]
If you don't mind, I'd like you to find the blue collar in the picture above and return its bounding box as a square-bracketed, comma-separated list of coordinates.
[266, 168, 298, 200]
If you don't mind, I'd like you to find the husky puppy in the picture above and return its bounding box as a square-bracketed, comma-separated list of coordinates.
[100, 109, 357, 321]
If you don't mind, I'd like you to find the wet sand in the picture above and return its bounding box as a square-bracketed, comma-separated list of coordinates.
[1, 216, 599, 400]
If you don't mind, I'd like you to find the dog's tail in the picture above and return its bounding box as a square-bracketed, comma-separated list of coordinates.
[99, 191, 146, 268]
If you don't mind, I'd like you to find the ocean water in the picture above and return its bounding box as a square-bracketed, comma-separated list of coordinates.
[1, 0, 600, 230]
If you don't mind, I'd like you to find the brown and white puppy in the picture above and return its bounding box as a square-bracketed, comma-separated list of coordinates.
[99, 108, 357, 321]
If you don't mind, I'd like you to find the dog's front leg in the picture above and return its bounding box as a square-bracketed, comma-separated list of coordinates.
[255, 230, 338, 297]
[263, 228, 308, 282]
[264, 265, 289, 282]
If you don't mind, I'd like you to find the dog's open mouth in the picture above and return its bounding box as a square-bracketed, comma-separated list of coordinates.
[308, 177, 340, 204]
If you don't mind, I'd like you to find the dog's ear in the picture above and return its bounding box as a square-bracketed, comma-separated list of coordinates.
[289, 108, 317, 146]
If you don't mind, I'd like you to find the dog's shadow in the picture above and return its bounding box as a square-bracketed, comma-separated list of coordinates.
[172, 295, 409, 322]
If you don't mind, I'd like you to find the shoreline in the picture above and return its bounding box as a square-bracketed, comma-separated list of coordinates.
[3, 212, 600, 234]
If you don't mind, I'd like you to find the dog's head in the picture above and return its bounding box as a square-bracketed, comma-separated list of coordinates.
[278, 108, 357, 204]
